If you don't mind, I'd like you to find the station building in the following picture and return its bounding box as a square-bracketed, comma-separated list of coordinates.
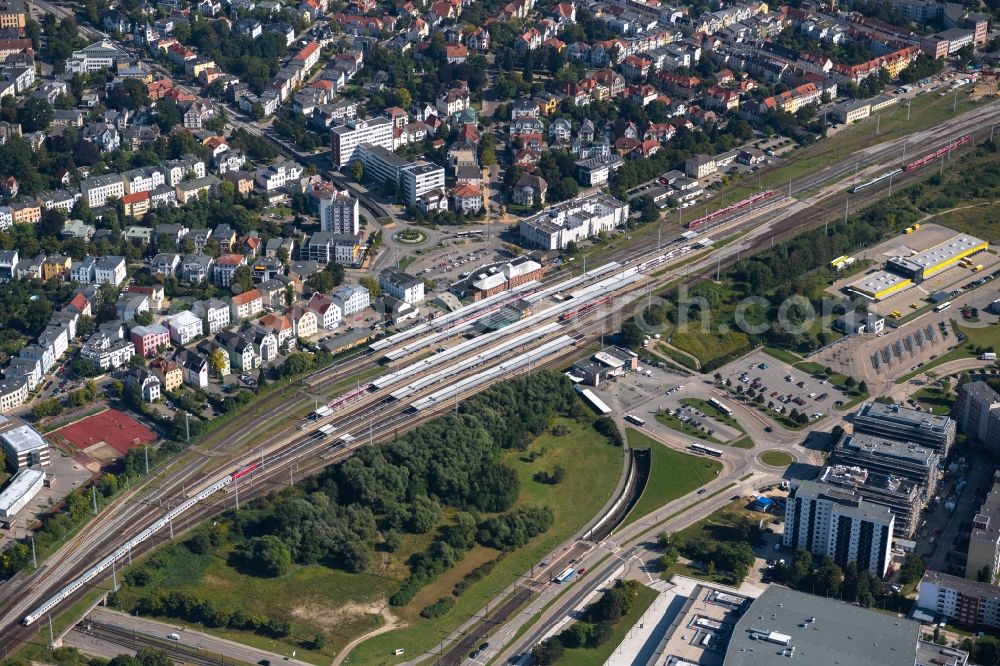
[570, 346, 638, 386]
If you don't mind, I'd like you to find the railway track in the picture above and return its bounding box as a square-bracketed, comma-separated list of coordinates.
[2, 94, 995, 658]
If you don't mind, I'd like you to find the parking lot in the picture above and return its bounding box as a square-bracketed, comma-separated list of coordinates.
[717, 350, 846, 421]
[0, 452, 93, 550]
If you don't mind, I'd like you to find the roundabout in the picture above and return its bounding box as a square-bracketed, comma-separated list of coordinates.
[758, 450, 796, 467]
[394, 227, 428, 245]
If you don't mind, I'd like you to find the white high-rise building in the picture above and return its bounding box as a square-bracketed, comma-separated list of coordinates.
[319, 190, 360, 235]
[330, 117, 393, 168]
[783, 479, 894, 576]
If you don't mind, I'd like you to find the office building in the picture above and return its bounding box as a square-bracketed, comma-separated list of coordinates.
[783, 479, 894, 576]
[853, 401, 956, 455]
[356, 142, 411, 185]
[66, 39, 132, 74]
[954, 381, 1000, 452]
[832, 433, 938, 487]
[0, 417, 50, 468]
[725, 586, 920, 666]
[330, 117, 393, 167]
[0, 467, 45, 519]
[967, 474, 1000, 583]
[520, 192, 629, 250]
[318, 190, 359, 235]
[918, 570, 1000, 630]
[400, 163, 446, 207]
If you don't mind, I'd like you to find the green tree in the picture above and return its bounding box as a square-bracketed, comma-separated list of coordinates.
[232, 265, 254, 293]
[532, 638, 564, 664]
[18, 98, 53, 132]
[359, 276, 380, 298]
[239, 535, 292, 577]
[306, 269, 334, 294]
[350, 161, 364, 182]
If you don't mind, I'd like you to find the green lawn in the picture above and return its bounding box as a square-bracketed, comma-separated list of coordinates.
[554, 584, 658, 665]
[912, 386, 956, 415]
[730, 436, 754, 449]
[621, 429, 723, 528]
[671, 330, 750, 368]
[346, 416, 625, 664]
[679, 398, 746, 434]
[759, 450, 795, 467]
[655, 410, 725, 444]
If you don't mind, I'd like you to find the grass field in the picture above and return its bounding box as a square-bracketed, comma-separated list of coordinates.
[912, 386, 956, 415]
[670, 329, 751, 368]
[108, 416, 625, 665]
[759, 450, 795, 467]
[679, 398, 746, 434]
[347, 416, 625, 664]
[554, 584, 658, 665]
[621, 429, 723, 528]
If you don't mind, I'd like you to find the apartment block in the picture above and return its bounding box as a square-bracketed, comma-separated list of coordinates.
[954, 381, 1000, 452]
[783, 479, 894, 576]
[330, 117, 393, 167]
[918, 571, 1000, 630]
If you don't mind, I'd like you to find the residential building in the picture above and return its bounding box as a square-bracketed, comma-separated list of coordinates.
[819, 463, 925, 538]
[318, 190, 360, 234]
[93, 255, 126, 285]
[783, 479, 894, 576]
[330, 117, 394, 167]
[151, 252, 181, 277]
[218, 330, 259, 371]
[331, 283, 370, 316]
[0, 380, 28, 414]
[126, 366, 160, 402]
[954, 381, 1000, 452]
[967, 473, 1000, 584]
[181, 253, 214, 283]
[230, 289, 264, 321]
[255, 161, 304, 191]
[258, 312, 294, 348]
[512, 174, 547, 207]
[175, 175, 221, 204]
[306, 292, 342, 329]
[80, 174, 125, 208]
[149, 357, 182, 393]
[81, 322, 134, 370]
[213, 254, 246, 287]
[379, 268, 424, 304]
[161, 156, 206, 187]
[0, 0, 27, 29]
[831, 98, 872, 124]
[520, 192, 629, 250]
[70, 256, 98, 284]
[288, 305, 317, 338]
[684, 153, 717, 179]
[576, 155, 624, 187]
[854, 402, 956, 455]
[192, 298, 230, 334]
[918, 571, 1000, 630]
[176, 349, 209, 388]
[130, 324, 170, 357]
[165, 310, 203, 345]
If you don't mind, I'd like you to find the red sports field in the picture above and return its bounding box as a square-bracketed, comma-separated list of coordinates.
[50, 408, 159, 457]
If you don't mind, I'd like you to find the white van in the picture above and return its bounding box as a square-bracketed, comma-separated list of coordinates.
[168, 633, 180, 641]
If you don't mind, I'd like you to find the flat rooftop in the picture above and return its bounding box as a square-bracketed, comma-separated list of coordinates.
[0, 468, 44, 513]
[838, 433, 937, 467]
[848, 270, 910, 296]
[0, 422, 47, 454]
[724, 586, 919, 666]
[856, 401, 954, 432]
[890, 234, 987, 273]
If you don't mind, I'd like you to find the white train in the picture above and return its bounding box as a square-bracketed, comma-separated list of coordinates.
[22, 463, 258, 626]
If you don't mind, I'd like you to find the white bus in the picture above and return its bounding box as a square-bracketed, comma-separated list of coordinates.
[624, 414, 646, 426]
[934, 301, 952, 312]
[708, 397, 733, 416]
